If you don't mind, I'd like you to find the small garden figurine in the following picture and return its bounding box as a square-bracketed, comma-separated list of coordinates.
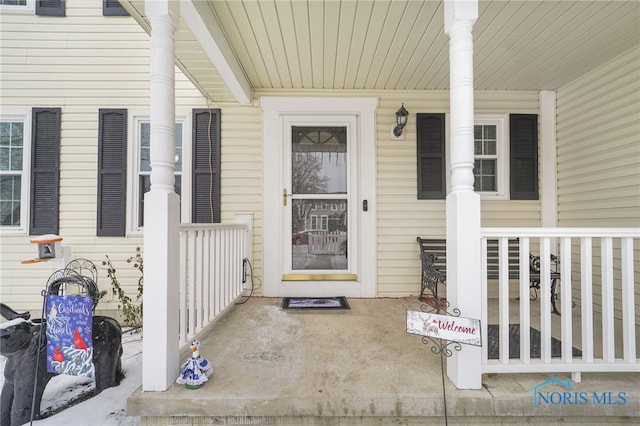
[176, 340, 213, 389]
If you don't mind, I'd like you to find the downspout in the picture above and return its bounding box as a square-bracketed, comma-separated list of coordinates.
[142, 0, 181, 391]
[444, 0, 482, 389]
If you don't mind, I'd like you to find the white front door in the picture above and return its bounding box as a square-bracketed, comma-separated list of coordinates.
[261, 97, 377, 297]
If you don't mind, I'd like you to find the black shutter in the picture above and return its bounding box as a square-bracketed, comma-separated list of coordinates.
[30, 108, 61, 235]
[36, 0, 65, 16]
[103, 0, 129, 16]
[510, 114, 539, 200]
[416, 113, 446, 199]
[192, 109, 221, 223]
[97, 109, 127, 236]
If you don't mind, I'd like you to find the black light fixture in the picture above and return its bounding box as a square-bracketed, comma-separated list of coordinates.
[393, 103, 409, 137]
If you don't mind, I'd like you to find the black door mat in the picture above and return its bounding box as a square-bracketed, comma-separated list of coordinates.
[487, 324, 582, 359]
[281, 297, 350, 310]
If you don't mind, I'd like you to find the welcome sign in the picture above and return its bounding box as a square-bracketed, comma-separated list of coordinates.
[406, 310, 482, 346]
[45, 295, 94, 377]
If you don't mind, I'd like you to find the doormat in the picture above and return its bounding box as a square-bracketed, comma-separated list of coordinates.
[281, 297, 350, 310]
[487, 324, 582, 359]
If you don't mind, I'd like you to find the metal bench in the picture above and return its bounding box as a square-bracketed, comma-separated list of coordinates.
[416, 237, 562, 315]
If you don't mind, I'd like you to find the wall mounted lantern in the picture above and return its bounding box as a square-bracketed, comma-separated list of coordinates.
[393, 103, 409, 137]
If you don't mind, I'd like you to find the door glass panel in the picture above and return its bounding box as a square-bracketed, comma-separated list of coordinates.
[291, 199, 347, 270]
[291, 126, 348, 271]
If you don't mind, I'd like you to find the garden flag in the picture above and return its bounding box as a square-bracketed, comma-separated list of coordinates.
[45, 295, 94, 377]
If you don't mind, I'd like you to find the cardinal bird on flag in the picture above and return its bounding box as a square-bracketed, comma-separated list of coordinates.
[53, 345, 65, 362]
[73, 328, 89, 350]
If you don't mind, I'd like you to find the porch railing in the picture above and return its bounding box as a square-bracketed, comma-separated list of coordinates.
[308, 231, 347, 255]
[178, 223, 248, 346]
[480, 227, 639, 376]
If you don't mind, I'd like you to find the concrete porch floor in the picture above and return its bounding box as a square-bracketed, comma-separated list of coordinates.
[127, 297, 639, 425]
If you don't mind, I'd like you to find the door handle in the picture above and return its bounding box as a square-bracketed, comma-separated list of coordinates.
[283, 188, 287, 206]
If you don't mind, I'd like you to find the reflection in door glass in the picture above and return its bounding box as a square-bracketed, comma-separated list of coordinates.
[291, 127, 346, 194]
[292, 199, 347, 270]
[291, 126, 348, 271]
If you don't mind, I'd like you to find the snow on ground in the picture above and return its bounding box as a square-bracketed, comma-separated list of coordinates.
[0, 329, 142, 426]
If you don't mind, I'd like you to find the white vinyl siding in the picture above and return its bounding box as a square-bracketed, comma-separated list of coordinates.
[2, 1, 635, 311]
[556, 47, 640, 322]
[0, 3, 250, 312]
[377, 91, 540, 296]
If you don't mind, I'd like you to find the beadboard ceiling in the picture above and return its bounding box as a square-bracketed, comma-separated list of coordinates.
[123, 0, 640, 104]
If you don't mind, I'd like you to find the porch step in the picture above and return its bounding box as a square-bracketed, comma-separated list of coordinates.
[140, 415, 638, 425]
[128, 298, 639, 425]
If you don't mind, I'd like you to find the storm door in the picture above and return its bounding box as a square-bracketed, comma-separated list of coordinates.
[286, 124, 353, 279]
[261, 96, 377, 298]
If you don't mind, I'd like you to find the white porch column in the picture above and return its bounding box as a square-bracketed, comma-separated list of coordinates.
[142, 0, 180, 391]
[444, 0, 481, 389]
[539, 91, 557, 229]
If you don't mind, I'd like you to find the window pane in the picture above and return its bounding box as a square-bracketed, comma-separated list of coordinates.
[485, 125, 496, 140]
[0, 175, 21, 226]
[0, 122, 23, 171]
[484, 140, 496, 155]
[140, 123, 151, 172]
[292, 198, 347, 271]
[137, 121, 183, 228]
[175, 123, 183, 172]
[474, 124, 497, 155]
[1, 0, 28, 5]
[138, 175, 151, 227]
[482, 176, 496, 191]
[474, 139, 482, 155]
[140, 122, 183, 172]
[292, 127, 347, 194]
[481, 160, 495, 174]
[474, 159, 497, 192]
[174, 175, 182, 196]
[474, 126, 482, 140]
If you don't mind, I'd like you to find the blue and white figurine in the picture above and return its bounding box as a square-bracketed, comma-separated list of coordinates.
[176, 340, 213, 389]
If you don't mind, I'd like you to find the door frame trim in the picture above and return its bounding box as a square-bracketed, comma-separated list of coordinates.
[260, 96, 378, 297]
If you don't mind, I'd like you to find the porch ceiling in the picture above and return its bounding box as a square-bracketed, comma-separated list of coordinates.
[123, 0, 640, 104]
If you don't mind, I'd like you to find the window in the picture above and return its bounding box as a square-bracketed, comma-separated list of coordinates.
[1, 109, 61, 234]
[473, 116, 507, 197]
[416, 113, 538, 200]
[0, 0, 34, 13]
[133, 119, 184, 230]
[97, 109, 220, 236]
[0, 116, 28, 230]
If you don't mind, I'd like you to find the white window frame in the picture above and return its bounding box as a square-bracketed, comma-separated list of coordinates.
[473, 115, 509, 199]
[320, 215, 328, 231]
[128, 113, 191, 234]
[0, 111, 31, 234]
[0, 0, 34, 13]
